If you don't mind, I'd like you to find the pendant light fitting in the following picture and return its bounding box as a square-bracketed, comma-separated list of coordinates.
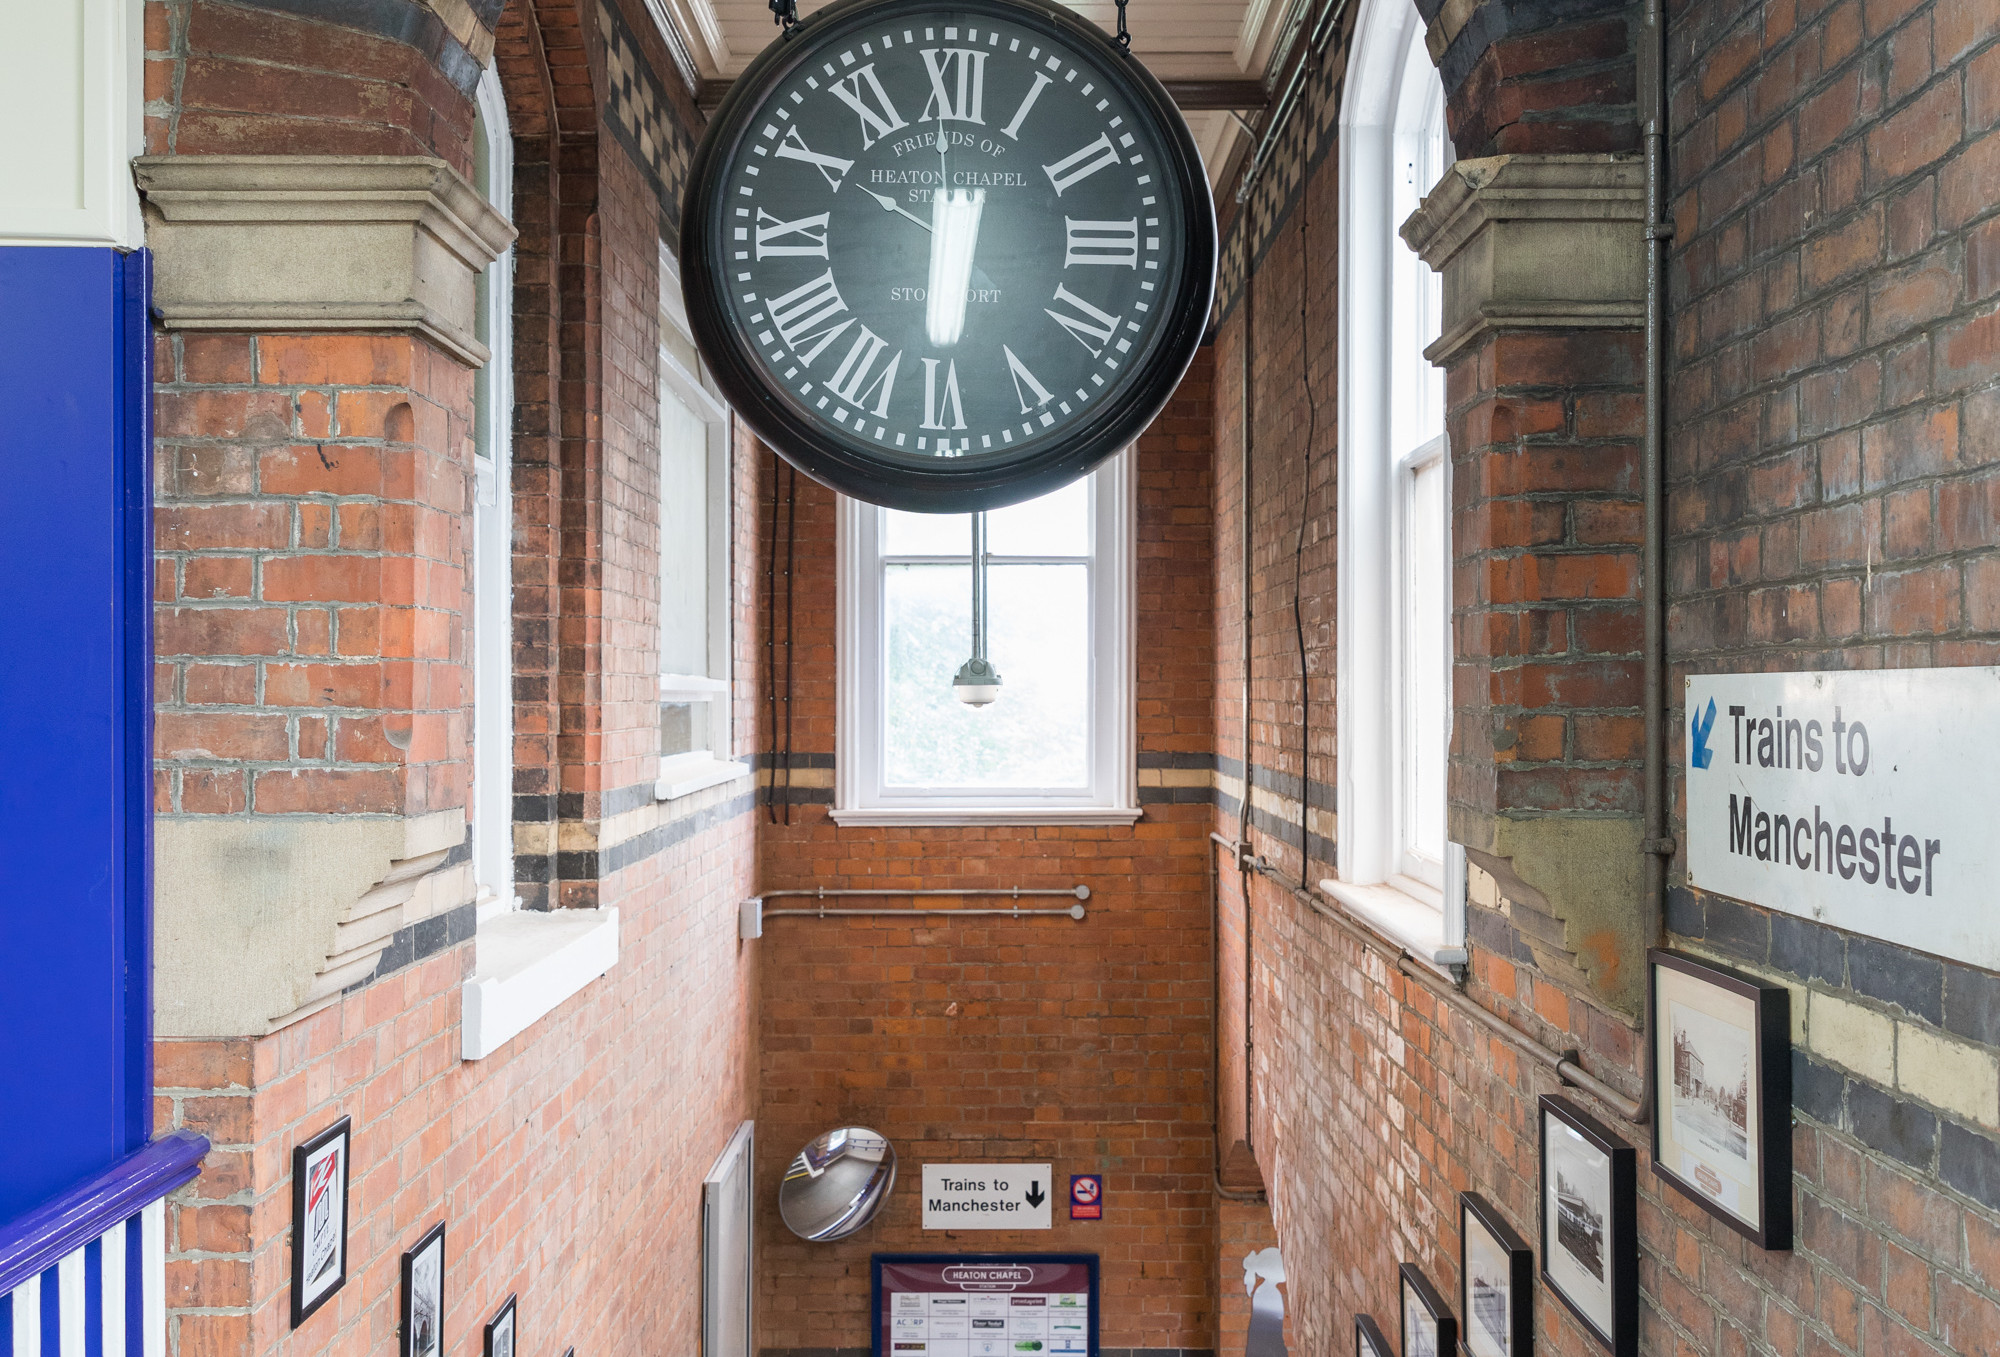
[952, 512, 1002, 706]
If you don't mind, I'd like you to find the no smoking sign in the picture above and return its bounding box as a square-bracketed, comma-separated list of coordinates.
[1070, 1174, 1103, 1221]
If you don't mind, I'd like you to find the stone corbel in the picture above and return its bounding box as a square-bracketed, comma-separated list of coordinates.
[154, 810, 469, 1037]
[1399, 153, 1646, 367]
[132, 156, 517, 368]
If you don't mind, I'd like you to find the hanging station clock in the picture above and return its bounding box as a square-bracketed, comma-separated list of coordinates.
[681, 0, 1216, 512]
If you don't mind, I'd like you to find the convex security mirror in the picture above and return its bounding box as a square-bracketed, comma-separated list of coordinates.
[778, 1127, 896, 1241]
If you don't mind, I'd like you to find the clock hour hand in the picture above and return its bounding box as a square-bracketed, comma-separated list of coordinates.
[858, 186, 932, 232]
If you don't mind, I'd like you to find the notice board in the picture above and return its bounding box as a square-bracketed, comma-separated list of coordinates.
[873, 1254, 1098, 1357]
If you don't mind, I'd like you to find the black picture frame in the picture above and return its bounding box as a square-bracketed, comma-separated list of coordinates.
[484, 1294, 518, 1357]
[399, 1221, 447, 1357]
[1458, 1193, 1533, 1357]
[1647, 947, 1793, 1250]
[1399, 1262, 1457, 1357]
[1356, 1313, 1395, 1357]
[289, 1115, 352, 1328]
[1538, 1095, 1638, 1357]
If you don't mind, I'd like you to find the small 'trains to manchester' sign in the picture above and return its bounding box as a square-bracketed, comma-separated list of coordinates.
[1685, 668, 2000, 968]
[922, 1163, 1053, 1230]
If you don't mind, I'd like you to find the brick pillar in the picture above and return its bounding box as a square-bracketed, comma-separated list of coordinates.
[1402, 154, 1652, 1010]
[138, 155, 514, 1033]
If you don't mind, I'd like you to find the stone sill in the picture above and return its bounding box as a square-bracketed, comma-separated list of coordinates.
[1318, 875, 1468, 972]
[655, 755, 752, 802]
[461, 908, 618, 1060]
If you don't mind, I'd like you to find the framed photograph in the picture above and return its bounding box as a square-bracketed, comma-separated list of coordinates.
[400, 1222, 446, 1357]
[1399, 1263, 1456, 1357]
[1648, 948, 1792, 1249]
[1357, 1314, 1394, 1357]
[484, 1294, 517, 1357]
[1459, 1193, 1532, 1357]
[289, 1116, 351, 1327]
[1539, 1096, 1637, 1356]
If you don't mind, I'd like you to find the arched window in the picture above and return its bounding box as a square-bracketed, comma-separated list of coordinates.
[1330, 0, 1464, 963]
[471, 65, 516, 913]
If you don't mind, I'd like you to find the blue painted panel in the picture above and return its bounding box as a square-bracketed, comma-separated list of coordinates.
[0, 247, 153, 1224]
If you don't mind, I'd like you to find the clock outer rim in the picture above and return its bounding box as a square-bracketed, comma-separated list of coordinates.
[679, 0, 1217, 513]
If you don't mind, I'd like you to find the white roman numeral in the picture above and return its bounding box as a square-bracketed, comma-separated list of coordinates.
[920, 358, 967, 430]
[754, 208, 830, 259]
[767, 270, 854, 364]
[1000, 72, 1052, 140]
[1002, 346, 1054, 414]
[773, 126, 855, 192]
[1045, 284, 1121, 356]
[1064, 217, 1139, 268]
[829, 63, 908, 149]
[825, 327, 902, 418]
[1042, 133, 1121, 195]
[919, 48, 988, 124]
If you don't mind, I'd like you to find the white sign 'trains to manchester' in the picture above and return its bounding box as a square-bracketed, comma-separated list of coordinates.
[1684, 667, 2000, 968]
[921, 1163, 1053, 1231]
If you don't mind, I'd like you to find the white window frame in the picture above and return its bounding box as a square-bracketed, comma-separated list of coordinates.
[471, 64, 517, 916]
[1329, 0, 1467, 968]
[462, 66, 620, 1062]
[656, 246, 749, 801]
[833, 454, 1138, 826]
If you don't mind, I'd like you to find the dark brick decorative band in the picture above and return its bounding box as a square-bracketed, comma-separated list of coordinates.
[354, 899, 477, 989]
[246, 0, 483, 93]
[1674, 887, 2000, 1213]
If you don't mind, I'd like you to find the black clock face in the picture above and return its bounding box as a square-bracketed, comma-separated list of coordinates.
[682, 0, 1214, 511]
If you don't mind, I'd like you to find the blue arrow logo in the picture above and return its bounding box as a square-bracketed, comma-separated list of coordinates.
[1691, 697, 1716, 770]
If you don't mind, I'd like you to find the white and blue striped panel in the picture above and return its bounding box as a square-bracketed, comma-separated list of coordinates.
[0, 1202, 163, 1357]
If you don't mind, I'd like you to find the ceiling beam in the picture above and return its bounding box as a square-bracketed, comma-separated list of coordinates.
[696, 76, 1270, 114]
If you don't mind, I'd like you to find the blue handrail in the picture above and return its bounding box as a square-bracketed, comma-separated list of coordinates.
[0, 1132, 208, 1297]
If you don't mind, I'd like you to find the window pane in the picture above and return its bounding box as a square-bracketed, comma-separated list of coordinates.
[660, 388, 709, 675]
[986, 476, 1089, 556]
[883, 507, 971, 557]
[883, 562, 1089, 788]
[881, 476, 1090, 559]
[661, 698, 712, 758]
[1403, 455, 1447, 871]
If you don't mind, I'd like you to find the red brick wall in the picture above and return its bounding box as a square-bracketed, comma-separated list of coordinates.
[1661, 0, 2000, 1351]
[1419, 0, 1642, 160]
[152, 330, 472, 822]
[145, 0, 477, 168]
[154, 814, 756, 1356]
[749, 356, 1220, 1355]
[1212, 0, 2000, 1354]
[146, 5, 765, 1356]
[1446, 329, 1648, 838]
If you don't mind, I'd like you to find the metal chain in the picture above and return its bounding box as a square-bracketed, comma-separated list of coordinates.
[770, 0, 799, 33]
[1114, 0, 1131, 50]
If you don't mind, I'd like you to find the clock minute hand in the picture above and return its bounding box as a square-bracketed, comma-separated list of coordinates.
[858, 186, 932, 232]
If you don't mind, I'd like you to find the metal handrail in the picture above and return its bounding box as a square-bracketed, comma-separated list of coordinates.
[0, 1132, 208, 1297]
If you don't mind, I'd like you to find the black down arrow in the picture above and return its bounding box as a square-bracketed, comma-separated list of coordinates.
[1025, 1182, 1046, 1208]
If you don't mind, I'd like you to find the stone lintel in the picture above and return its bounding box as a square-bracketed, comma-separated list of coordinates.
[133, 155, 517, 369]
[1400, 153, 1646, 367]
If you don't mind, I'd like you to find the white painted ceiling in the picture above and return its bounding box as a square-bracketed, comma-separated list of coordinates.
[645, 0, 1302, 184]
